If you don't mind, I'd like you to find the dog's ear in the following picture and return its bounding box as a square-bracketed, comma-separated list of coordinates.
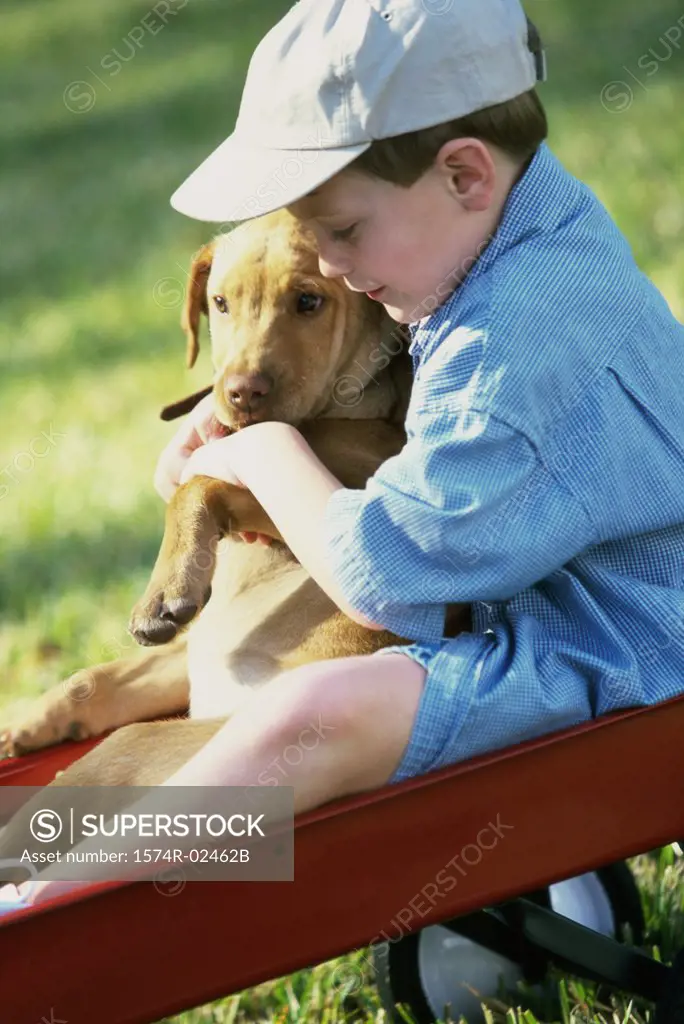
[181, 240, 215, 369]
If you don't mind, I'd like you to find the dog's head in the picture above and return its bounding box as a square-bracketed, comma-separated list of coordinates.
[181, 209, 407, 431]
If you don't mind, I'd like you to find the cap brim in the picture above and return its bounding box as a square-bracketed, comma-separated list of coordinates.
[170, 134, 370, 223]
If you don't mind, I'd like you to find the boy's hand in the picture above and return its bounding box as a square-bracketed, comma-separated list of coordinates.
[179, 434, 247, 490]
[153, 395, 273, 546]
[154, 393, 219, 502]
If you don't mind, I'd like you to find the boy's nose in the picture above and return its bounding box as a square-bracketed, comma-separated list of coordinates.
[318, 251, 353, 279]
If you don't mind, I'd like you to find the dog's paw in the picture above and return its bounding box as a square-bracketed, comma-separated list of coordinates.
[0, 681, 94, 757]
[129, 577, 213, 646]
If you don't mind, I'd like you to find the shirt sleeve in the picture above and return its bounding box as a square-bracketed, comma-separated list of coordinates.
[322, 400, 597, 642]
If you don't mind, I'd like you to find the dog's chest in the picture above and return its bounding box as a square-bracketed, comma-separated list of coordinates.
[185, 538, 335, 718]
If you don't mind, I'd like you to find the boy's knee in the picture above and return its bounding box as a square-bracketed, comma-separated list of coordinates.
[277, 652, 425, 744]
[270, 659, 369, 746]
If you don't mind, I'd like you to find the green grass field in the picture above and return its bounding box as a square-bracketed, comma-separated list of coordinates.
[2, 0, 684, 1020]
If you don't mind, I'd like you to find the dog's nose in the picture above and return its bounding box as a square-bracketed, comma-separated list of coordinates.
[223, 372, 273, 410]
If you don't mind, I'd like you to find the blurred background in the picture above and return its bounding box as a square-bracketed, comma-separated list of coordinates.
[0, 1, 683, 1020]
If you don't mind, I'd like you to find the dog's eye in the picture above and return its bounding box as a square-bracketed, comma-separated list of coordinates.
[296, 292, 324, 315]
[213, 295, 229, 314]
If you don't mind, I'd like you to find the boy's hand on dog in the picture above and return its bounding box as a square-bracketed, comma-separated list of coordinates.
[154, 394, 272, 546]
[154, 393, 215, 501]
[179, 433, 248, 490]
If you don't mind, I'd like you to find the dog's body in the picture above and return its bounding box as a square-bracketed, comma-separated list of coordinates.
[0, 210, 468, 795]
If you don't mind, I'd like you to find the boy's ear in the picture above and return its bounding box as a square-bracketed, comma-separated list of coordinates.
[181, 240, 215, 369]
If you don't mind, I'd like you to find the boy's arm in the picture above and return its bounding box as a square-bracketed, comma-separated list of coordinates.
[191, 400, 596, 643]
[178, 419, 448, 640]
[316, 404, 599, 622]
[222, 422, 390, 632]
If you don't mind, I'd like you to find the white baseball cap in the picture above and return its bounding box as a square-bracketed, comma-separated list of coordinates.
[170, 0, 546, 224]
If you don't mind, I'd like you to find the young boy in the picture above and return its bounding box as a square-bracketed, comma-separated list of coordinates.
[3, 0, 684, 910]
[152, 0, 684, 810]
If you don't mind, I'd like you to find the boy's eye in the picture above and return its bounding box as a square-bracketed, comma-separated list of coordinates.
[213, 295, 229, 314]
[296, 292, 325, 315]
[330, 223, 358, 242]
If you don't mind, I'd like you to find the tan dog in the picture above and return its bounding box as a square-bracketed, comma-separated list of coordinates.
[0, 209, 469, 789]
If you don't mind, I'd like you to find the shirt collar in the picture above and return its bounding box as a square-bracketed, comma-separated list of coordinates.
[408, 142, 581, 351]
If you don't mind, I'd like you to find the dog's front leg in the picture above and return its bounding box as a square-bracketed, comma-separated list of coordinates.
[129, 476, 281, 646]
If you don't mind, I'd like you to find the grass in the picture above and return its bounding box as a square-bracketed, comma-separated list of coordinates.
[1, 0, 683, 1019]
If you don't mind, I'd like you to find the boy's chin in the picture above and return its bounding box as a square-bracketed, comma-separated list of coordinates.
[380, 292, 432, 325]
[380, 300, 413, 324]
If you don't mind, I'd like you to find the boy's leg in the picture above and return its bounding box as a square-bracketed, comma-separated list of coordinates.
[166, 651, 426, 814]
[0, 652, 425, 909]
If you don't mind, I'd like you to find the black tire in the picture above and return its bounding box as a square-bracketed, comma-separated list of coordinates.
[373, 928, 440, 1024]
[595, 862, 645, 944]
[373, 861, 644, 1024]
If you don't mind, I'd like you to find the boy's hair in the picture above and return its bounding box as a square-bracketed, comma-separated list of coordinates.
[350, 89, 547, 187]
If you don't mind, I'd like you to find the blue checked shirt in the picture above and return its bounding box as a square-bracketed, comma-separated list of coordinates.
[322, 142, 684, 767]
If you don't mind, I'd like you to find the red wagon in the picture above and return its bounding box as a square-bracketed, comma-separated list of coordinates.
[1, 695, 683, 1024]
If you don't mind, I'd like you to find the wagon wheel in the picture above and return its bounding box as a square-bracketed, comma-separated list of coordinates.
[373, 862, 644, 1024]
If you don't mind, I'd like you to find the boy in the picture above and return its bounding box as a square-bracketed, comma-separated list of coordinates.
[151, 0, 684, 811]
[3, 0, 684, 909]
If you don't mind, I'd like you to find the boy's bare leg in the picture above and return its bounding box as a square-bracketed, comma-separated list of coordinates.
[158, 650, 426, 812]
[1, 652, 424, 908]
[165, 651, 423, 811]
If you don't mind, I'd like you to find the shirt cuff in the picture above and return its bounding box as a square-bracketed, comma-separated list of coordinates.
[322, 487, 447, 642]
